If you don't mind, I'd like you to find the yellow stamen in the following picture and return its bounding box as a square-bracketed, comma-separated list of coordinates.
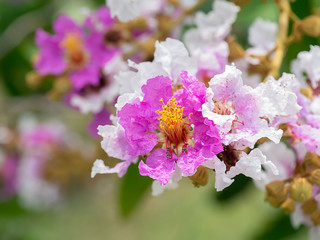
[61, 33, 86, 66]
[156, 97, 186, 144]
[61, 33, 83, 53]
[156, 97, 184, 130]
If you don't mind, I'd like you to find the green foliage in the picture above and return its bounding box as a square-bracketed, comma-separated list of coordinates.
[119, 164, 153, 216]
[215, 174, 253, 203]
[253, 213, 306, 240]
[0, 197, 27, 217]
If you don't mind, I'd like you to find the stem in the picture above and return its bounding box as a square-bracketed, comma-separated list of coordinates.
[264, 0, 291, 81]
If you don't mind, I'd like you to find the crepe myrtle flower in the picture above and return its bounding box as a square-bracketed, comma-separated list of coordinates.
[202, 65, 284, 191]
[184, 0, 239, 82]
[92, 71, 223, 186]
[34, 8, 118, 91]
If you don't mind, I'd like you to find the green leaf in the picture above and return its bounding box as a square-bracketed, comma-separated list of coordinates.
[119, 164, 153, 216]
[0, 197, 28, 217]
[215, 174, 252, 203]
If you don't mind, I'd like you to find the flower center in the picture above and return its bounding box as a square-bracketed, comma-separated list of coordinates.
[61, 33, 86, 67]
[212, 100, 232, 115]
[156, 97, 192, 157]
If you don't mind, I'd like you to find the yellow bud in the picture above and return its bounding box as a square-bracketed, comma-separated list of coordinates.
[265, 180, 287, 207]
[289, 178, 313, 203]
[301, 198, 318, 215]
[130, 17, 147, 30]
[189, 165, 208, 187]
[138, 37, 157, 59]
[26, 71, 43, 89]
[158, 14, 174, 35]
[311, 210, 320, 225]
[304, 152, 320, 169]
[308, 169, 320, 186]
[48, 76, 71, 100]
[281, 198, 295, 214]
[300, 15, 320, 37]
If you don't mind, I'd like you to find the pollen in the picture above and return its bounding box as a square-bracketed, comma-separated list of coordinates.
[61, 33, 86, 66]
[156, 97, 184, 130]
[155, 97, 190, 146]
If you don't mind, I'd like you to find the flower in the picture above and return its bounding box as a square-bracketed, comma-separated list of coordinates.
[291, 45, 320, 89]
[107, 0, 163, 22]
[202, 65, 283, 190]
[92, 71, 223, 186]
[115, 38, 197, 96]
[35, 9, 119, 91]
[184, 0, 239, 81]
[233, 18, 278, 87]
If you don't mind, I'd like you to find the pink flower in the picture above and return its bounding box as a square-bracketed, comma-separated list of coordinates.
[92, 72, 223, 186]
[202, 65, 282, 190]
[35, 9, 119, 91]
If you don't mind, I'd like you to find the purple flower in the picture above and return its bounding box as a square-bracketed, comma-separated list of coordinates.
[116, 72, 222, 186]
[35, 10, 119, 91]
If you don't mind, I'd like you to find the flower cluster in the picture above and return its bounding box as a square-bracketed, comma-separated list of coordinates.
[24, 0, 320, 238]
[0, 117, 92, 209]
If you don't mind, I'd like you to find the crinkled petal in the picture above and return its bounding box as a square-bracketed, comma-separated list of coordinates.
[138, 149, 176, 186]
[254, 73, 302, 122]
[177, 147, 207, 176]
[91, 159, 131, 178]
[292, 125, 320, 155]
[213, 157, 234, 191]
[35, 29, 65, 75]
[53, 15, 82, 36]
[154, 38, 197, 82]
[151, 164, 182, 196]
[98, 124, 137, 162]
[227, 148, 278, 180]
[248, 18, 277, 51]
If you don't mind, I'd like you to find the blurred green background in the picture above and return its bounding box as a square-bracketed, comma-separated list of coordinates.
[1, 0, 320, 239]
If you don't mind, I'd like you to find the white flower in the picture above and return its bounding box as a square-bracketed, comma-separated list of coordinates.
[107, 0, 163, 22]
[194, 0, 239, 41]
[254, 141, 296, 188]
[254, 73, 302, 123]
[115, 38, 196, 97]
[248, 18, 278, 52]
[209, 148, 278, 191]
[291, 45, 320, 89]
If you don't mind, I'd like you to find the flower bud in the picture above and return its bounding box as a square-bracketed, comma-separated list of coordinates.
[131, 17, 148, 30]
[311, 210, 320, 225]
[265, 180, 287, 207]
[289, 178, 313, 203]
[304, 152, 320, 169]
[48, 76, 71, 100]
[301, 198, 318, 215]
[300, 15, 320, 37]
[138, 37, 156, 59]
[281, 198, 295, 214]
[308, 169, 320, 186]
[158, 14, 175, 35]
[26, 71, 43, 89]
[189, 165, 208, 187]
